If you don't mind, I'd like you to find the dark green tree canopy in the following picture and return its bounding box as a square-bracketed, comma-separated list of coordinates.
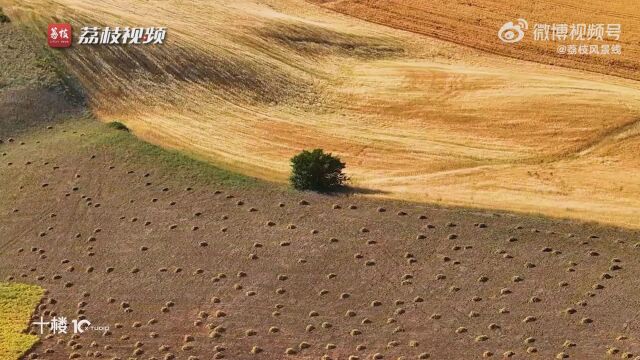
[289, 149, 347, 191]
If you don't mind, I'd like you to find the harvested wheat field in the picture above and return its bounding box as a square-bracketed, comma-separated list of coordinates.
[10, 110, 640, 360]
[2, 116, 640, 360]
[309, 0, 640, 81]
[2, 4, 640, 359]
[1, 0, 639, 228]
[1, 22, 640, 359]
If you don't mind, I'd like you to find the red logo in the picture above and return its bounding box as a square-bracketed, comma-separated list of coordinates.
[48, 23, 72, 48]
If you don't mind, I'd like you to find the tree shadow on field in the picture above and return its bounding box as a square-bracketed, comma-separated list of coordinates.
[321, 185, 389, 197]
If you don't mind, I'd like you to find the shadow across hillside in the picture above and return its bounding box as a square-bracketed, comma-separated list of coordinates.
[0, 21, 85, 137]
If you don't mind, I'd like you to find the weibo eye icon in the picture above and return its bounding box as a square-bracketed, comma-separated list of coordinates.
[498, 19, 528, 43]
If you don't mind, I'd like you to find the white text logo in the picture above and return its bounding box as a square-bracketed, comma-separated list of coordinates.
[498, 19, 528, 43]
[33, 316, 108, 334]
[78, 26, 167, 45]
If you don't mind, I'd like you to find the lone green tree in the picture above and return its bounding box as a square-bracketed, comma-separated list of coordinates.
[290, 149, 347, 191]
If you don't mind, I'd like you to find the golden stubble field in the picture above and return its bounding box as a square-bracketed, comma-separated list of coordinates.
[310, 0, 640, 81]
[2, 0, 640, 228]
